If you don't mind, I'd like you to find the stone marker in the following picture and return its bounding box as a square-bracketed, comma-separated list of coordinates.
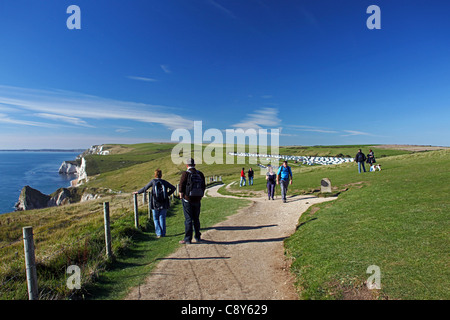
[321, 178, 332, 193]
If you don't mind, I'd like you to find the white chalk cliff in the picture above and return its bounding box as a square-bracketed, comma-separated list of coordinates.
[59, 161, 80, 174]
[59, 157, 88, 186]
[76, 157, 88, 186]
[77, 145, 110, 159]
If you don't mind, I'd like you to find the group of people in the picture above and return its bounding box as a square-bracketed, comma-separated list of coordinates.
[240, 167, 254, 186]
[133, 158, 297, 244]
[135, 149, 379, 243]
[265, 161, 294, 203]
[240, 162, 294, 203]
[134, 158, 205, 244]
[354, 149, 381, 173]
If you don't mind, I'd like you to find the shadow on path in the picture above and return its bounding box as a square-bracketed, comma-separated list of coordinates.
[200, 236, 287, 246]
[202, 224, 277, 231]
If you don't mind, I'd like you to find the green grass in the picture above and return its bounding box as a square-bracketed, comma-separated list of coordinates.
[0, 192, 249, 300]
[84, 143, 176, 176]
[1, 142, 447, 300]
[284, 149, 450, 299]
[86, 196, 250, 300]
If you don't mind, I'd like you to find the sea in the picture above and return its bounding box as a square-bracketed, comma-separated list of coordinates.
[0, 151, 82, 215]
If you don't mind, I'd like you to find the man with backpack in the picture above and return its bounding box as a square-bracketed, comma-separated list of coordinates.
[277, 161, 293, 203]
[134, 169, 176, 238]
[355, 149, 367, 173]
[178, 158, 206, 244]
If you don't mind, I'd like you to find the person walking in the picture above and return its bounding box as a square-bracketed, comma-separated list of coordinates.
[277, 161, 293, 203]
[134, 169, 176, 238]
[240, 168, 246, 187]
[248, 168, 254, 186]
[355, 149, 367, 173]
[179, 158, 206, 244]
[266, 165, 276, 200]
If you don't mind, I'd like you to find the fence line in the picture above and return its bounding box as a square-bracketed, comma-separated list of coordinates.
[0, 175, 223, 300]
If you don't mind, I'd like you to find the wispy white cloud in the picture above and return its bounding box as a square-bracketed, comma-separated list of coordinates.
[127, 75, 158, 82]
[160, 65, 171, 74]
[115, 127, 133, 133]
[341, 130, 372, 137]
[0, 113, 59, 128]
[302, 129, 340, 134]
[287, 124, 338, 134]
[286, 124, 372, 136]
[232, 107, 281, 129]
[206, 0, 237, 20]
[0, 85, 194, 130]
[34, 113, 94, 128]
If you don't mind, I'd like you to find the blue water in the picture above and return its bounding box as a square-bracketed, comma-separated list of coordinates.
[0, 151, 81, 214]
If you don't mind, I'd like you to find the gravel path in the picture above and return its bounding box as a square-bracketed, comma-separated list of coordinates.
[125, 183, 336, 300]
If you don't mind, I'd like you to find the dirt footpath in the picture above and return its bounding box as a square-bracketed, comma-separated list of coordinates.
[125, 184, 336, 300]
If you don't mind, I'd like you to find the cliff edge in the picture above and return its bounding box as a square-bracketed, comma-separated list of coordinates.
[15, 186, 72, 211]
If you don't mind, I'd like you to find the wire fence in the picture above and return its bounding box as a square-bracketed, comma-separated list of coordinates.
[0, 176, 222, 300]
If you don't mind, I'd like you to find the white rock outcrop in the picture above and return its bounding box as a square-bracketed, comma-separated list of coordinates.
[76, 145, 110, 159]
[58, 161, 80, 174]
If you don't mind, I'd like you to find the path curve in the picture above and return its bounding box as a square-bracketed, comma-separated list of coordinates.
[125, 183, 336, 300]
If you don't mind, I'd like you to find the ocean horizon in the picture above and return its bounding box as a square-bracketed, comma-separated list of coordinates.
[0, 151, 81, 214]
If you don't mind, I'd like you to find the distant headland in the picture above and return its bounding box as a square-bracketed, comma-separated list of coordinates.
[0, 149, 86, 152]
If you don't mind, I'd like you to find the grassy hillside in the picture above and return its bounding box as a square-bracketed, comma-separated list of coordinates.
[216, 145, 448, 299]
[1, 142, 447, 300]
[0, 143, 251, 300]
[284, 149, 450, 299]
[0, 191, 250, 299]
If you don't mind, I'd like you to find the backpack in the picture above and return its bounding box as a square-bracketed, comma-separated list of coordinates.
[186, 170, 204, 197]
[357, 152, 366, 162]
[152, 180, 167, 210]
[278, 166, 292, 180]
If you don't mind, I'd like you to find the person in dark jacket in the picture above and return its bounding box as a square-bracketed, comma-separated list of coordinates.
[367, 149, 376, 165]
[178, 158, 206, 244]
[134, 169, 176, 238]
[355, 149, 367, 173]
[248, 168, 254, 186]
[266, 165, 276, 200]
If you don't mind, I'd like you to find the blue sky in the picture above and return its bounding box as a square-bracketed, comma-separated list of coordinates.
[0, 0, 449, 149]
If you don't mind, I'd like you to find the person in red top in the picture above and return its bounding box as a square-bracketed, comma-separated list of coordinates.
[240, 168, 246, 187]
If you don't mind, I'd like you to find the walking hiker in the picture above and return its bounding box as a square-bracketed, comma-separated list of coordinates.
[277, 161, 293, 203]
[179, 158, 206, 244]
[134, 169, 176, 238]
[248, 168, 254, 186]
[240, 168, 246, 187]
[355, 149, 367, 173]
[266, 165, 276, 200]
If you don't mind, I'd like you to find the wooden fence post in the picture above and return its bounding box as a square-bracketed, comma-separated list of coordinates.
[133, 193, 139, 229]
[103, 202, 112, 259]
[148, 191, 152, 220]
[23, 226, 38, 300]
[142, 192, 147, 205]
